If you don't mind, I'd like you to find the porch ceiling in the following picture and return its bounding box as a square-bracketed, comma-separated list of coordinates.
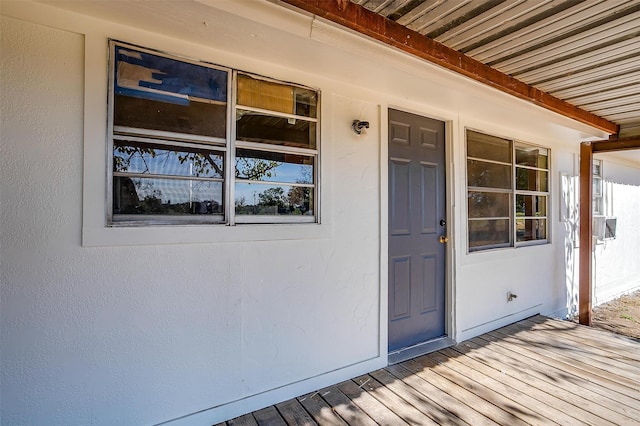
[27, 0, 640, 164]
[349, 0, 640, 139]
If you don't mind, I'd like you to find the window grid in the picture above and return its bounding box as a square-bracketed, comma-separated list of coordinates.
[466, 130, 550, 252]
[107, 41, 319, 226]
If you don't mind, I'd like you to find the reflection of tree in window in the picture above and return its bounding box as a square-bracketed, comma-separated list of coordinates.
[235, 157, 279, 180]
[113, 143, 224, 215]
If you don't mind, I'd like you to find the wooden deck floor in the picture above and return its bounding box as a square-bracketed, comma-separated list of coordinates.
[220, 315, 640, 425]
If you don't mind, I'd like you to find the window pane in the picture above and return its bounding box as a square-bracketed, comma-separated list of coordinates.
[516, 168, 548, 191]
[113, 177, 223, 216]
[516, 144, 548, 168]
[236, 110, 316, 149]
[469, 219, 510, 250]
[113, 45, 228, 138]
[516, 194, 546, 217]
[516, 218, 547, 242]
[468, 192, 510, 218]
[114, 141, 223, 178]
[467, 160, 512, 189]
[593, 177, 602, 196]
[593, 160, 602, 177]
[236, 149, 313, 184]
[237, 74, 317, 118]
[467, 130, 511, 163]
[235, 183, 313, 216]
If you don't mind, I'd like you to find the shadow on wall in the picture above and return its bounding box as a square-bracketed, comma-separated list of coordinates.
[561, 174, 640, 317]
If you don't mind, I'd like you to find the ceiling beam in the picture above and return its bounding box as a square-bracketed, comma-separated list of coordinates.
[592, 136, 640, 153]
[280, 0, 619, 134]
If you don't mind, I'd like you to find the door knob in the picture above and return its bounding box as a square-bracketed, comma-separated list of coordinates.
[439, 235, 448, 243]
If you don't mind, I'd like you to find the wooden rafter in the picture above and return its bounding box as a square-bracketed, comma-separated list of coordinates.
[280, 0, 619, 134]
[592, 136, 640, 153]
[579, 136, 640, 325]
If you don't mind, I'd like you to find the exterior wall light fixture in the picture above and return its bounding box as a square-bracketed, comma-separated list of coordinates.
[352, 120, 370, 135]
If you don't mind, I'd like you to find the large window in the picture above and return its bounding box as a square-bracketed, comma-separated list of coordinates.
[108, 41, 319, 225]
[466, 130, 549, 252]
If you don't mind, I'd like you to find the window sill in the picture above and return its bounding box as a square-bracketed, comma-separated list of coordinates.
[82, 222, 329, 247]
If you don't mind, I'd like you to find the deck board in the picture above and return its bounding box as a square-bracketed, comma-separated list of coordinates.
[274, 399, 316, 426]
[473, 334, 639, 423]
[351, 374, 438, 425]
[464, 336, 625, 425]
[297, 392, 345, 426]
[485, 326, 640, 402]
[252, 406, 287, 426]
[222, 316, 640, 425]
[519, 317, 640, 364]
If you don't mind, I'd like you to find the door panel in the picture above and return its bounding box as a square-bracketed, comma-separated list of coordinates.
[421, 163, 438, 233]
[421, 254, 437, 313]
[390, 256, 411, 320]
[388, 109, 446, 352]
[389, 158, 411, 235]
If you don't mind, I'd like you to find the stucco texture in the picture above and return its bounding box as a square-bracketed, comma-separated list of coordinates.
[1, 16, 381, 425]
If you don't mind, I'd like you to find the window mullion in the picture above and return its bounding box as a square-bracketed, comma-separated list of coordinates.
[511, 140, 516, 247]
[228, 70, 237, 226]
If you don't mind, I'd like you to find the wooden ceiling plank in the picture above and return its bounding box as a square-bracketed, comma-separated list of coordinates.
[536, 56, 640, 92]
[601, 111, 640, 122]
[568, 82, 640, 105]
[494, 11, 640, 74]
[466, 0, 615, 62]
[592, 103, 640, 116]
[280, 0, 618, 134]
[514, 37, 639, 81]
[437, 0, 559, 50]
[551, 70, 640, 99]
[395, 0, 446, 26]
[405, 0, 475, 34]
[580, 93, 640, 111]
[616, 117, 640, 125]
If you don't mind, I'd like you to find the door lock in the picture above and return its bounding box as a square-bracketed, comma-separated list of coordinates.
[439, 235, 449, 244]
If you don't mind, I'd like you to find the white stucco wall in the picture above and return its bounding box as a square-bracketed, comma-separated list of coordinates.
[589, 160, 640, 304]
[1, 14, 384, 425]
[2, 2, 638, 425]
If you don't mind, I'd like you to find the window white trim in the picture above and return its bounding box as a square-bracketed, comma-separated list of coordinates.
[81, 36, 329, 246]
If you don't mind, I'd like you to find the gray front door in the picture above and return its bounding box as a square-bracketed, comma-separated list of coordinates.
[388, 109, 446, 352]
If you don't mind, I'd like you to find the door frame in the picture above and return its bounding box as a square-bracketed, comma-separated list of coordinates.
[381, 106, 456, 364]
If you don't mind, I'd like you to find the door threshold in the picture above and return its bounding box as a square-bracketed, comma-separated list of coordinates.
[388, 336, 455, 365]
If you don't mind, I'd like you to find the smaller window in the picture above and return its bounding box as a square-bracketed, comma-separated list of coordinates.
[592, 159, 604, 216]
[234, 73, 318, 223]
[466, 130, 550, 252]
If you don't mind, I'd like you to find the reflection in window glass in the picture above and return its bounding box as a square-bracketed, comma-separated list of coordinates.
[467, 131, 511, 163]
[113, 45, 228, 138]
[235, 183, 312, 216]
[516, 219, 547, 242]
[468, 192, 510, 218]
[516, 194, 546, 217]
[516, 168, 548, 192]
[516, 144, 548, 168]
[235, 149, 313, 184]
[469, 219, 510, 250]
[467, 160, 511, 189]
[109, 41, 320, 225]
[237, 74, 317, 118]
[113, 177, 223, 216]
[114, 141, 224, 178]
[236, 110, 316, 149]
